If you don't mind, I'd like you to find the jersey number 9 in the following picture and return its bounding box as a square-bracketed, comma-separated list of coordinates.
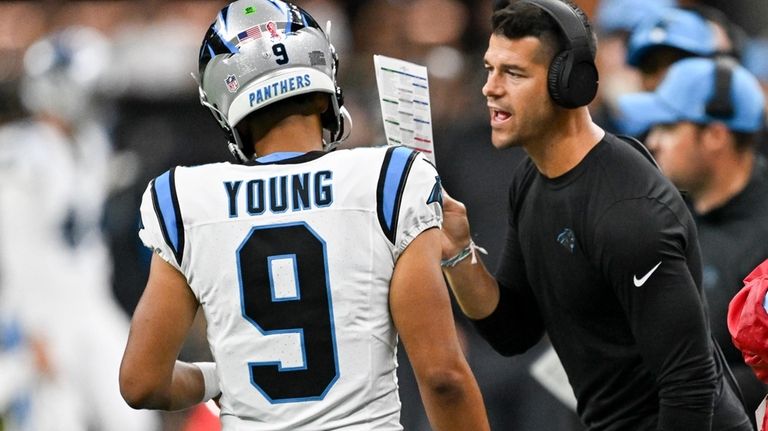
[237, 222, 339, 403]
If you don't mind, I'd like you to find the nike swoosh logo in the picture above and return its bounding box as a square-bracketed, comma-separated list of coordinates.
[633, 261, 662, 287]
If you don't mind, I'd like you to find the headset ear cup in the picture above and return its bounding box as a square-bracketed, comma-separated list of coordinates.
[570, 62, 599, 107]
[548, 51, 569, 107]
[548, 50, 598, 109]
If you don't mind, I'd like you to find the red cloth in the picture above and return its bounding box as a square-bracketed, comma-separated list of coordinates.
[181, 403, 221, 431]
[765, 404, 768, 431]
[728, 258, 768, 383]
[729, 259, 768, 431]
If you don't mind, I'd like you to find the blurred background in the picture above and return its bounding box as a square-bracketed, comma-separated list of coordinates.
[1, 0, 767, 430]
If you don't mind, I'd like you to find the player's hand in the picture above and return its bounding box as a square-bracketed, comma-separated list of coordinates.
[440, 189, 472, 260]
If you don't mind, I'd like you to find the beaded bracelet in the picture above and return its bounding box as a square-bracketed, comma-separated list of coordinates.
[441, 240, 488, 268]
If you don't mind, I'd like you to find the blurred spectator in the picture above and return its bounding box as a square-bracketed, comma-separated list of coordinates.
[703, 0, 768, 39]
[626, 7, 717, 91]
[596, 0, 676, 36]
[681, 3, 747, 60]
[619, 56, 768, 424]
[742, 37, 768, 114]
[0, 26, 159, 430]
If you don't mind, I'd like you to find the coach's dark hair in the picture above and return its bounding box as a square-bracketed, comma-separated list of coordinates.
[492, 0, 597, 61]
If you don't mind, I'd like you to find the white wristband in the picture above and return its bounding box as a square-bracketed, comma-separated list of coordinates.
[441, 240, 488, 268]
[193, 362, 220, 403]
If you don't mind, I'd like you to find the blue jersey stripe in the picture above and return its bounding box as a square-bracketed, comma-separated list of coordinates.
[377, 147, 418, 244]
[381, 147, 412, 229]
[151, 168, 184, 264]
[155, 171, 179, 251]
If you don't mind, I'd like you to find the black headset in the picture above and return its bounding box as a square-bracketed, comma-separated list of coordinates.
[705, 57, 735, 119]
[519, 0, 599, 108]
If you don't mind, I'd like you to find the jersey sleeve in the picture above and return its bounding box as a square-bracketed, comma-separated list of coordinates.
[375, 147, 443, 260]
[138, 168, 185, 272]
[594, 198, 717, 429]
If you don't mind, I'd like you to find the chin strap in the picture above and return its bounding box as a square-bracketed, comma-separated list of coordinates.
[322, 20, 353, 152]
[227, 138, 250, 163]
[198, 84, 252, 163]
[324, 106, 353, 151]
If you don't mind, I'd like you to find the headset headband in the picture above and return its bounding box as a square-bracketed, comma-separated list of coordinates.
[520, 0, 590, 55]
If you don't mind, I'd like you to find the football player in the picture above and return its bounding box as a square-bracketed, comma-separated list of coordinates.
[119, 1, 489, 430]
[0, 27, 159, 431]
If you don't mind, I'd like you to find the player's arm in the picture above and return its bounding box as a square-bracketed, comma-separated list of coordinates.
[391, 227, 490, 431]
[119, 253, 212, 411]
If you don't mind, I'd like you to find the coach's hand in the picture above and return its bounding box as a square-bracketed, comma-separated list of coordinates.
[440, 189, 472, 260]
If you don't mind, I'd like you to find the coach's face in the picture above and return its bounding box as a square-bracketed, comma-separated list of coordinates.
[482, 34, 556, 150]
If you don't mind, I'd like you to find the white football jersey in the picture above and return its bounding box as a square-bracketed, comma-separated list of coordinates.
[0, 119, 160, 431]
[0, 119, 113, 322]
[139, 146, 443, 430]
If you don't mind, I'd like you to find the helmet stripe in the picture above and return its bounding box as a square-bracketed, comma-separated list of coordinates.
[220, 5, 231, 31]
[213, 18, 239, 54]
[267, 0, 288, 14]
[286, 3, 308, 34]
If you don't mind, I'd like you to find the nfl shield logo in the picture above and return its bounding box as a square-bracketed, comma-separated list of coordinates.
[225, 74, 239, 93]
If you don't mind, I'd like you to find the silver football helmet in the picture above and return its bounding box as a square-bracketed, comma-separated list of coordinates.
[198, 0, 349, 162]
[21, 26, 111, 124]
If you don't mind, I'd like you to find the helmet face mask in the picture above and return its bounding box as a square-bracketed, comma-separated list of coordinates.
[198, 0, 346, 162]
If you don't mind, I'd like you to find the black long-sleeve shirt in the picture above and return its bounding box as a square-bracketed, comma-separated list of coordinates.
[475, 133, 749, 430]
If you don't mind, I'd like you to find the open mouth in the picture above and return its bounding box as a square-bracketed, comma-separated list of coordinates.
[492, 109, 512, 123]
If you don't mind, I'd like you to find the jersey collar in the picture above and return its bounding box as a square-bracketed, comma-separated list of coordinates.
[247, 151, 328, 165]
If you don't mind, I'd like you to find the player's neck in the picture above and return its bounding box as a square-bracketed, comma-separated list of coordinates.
[526, 109, 605, 179]
[253, 114, 324, 156]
